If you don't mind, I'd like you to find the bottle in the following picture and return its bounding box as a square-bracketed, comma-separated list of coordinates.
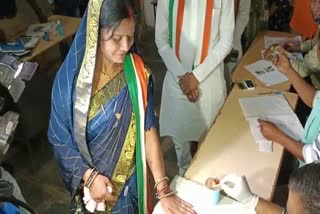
[57, 20, 64, 36]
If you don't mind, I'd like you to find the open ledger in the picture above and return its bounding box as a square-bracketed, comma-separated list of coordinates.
[239, 94, 304, 152]
[153, 176, 255, 214]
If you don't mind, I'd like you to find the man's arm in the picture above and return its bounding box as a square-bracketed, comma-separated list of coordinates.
[256, 198, 284, 214]
[192, 0, 235, 83]
[155, 0, 186, 82]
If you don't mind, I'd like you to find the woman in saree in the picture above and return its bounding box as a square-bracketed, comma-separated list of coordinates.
[48, 0, 196, 213]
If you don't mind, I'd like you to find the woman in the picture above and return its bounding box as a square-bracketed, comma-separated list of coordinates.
[155, 0, 234, 176]
[259, 49, 320, 165]
[48, 0, 196, 213]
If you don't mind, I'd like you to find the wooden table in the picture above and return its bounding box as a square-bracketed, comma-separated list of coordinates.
[22, 15, 81, 62]
[232, 31, 298, 92]
[185, 85, 298, 200]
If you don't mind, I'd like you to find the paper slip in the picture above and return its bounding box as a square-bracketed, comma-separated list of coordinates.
[239, 94, 294, 118]
[245, 60, 288, 86]
[239, 94, 304, 152]
[264, 36, 303, 61]
[153, 176, 255, 214]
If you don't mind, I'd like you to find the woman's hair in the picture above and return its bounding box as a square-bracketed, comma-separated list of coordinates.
[288, 162, 320, 214]
[99, 0, 137, 35]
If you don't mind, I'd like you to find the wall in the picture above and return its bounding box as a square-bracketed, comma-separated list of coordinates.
[143, 0, 155, 27]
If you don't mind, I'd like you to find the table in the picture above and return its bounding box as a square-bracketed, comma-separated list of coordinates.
[232, 30, 298, 92]
[22, 15, 81, 62]
[184, 85, 298, 200]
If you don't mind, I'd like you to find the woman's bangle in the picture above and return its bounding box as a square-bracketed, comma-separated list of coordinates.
[157, 191, 175, 200]
[84, 169, 99, 188]
[155, 184, 170, 197]
[154, 176, 169, 190]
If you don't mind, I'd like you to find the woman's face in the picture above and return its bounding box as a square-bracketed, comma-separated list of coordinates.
[99, 18, 135, 64]
[311, 0, 320, 22]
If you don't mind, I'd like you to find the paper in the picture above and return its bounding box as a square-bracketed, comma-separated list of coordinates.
[264, 36, 304, 61]
[245, 60, 288, 86]
[239, 94, 304, 152]
[239, 94, 294, 118]
[153, 176, 255, 214]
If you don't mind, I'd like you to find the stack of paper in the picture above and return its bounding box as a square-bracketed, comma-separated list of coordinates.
[153, 176, 255, 214]
[239, 94, 304, 152]
[264, 36, 304, 61]
[244, 60, 288, 86]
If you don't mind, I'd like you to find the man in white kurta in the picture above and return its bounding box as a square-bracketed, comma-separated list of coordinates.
[155, 0, 235, 176]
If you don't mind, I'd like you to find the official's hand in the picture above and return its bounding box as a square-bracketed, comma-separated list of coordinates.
[186, 88, 199, 103]
[159, 194, 197, 214]
[272, 52, 293, 76]
[178, 73, 199, 95]
[221, 175, 258, 210]
[258, 119, 284, 143]
[89, 174, 116, 204]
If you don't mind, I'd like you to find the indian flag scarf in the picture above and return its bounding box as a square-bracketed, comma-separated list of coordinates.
[124, 53, 152, 214]
[169, 0, 214, 66]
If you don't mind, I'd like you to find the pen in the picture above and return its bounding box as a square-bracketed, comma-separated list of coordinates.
[258, 91, 281, 95]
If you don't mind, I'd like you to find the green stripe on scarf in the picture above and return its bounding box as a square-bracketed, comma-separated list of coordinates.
[169, 0, 174, 48]
[123, 54, 145, 213]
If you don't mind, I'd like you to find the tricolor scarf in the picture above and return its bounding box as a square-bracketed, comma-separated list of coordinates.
[124, 53, 152, 214]
[169, 0, 214, 66]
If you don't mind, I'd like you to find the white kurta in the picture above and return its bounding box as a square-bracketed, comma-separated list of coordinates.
[156, 0, 234, 142]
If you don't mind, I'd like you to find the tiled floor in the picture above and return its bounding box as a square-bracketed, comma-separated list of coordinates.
[3, 26, 289, 213]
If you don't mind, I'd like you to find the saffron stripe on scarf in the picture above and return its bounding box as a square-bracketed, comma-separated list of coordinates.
[200, 0, 214, 63]
[124, 54, 151, 213]
[132, 54, 147, 107]
[175, 0, 185, 61]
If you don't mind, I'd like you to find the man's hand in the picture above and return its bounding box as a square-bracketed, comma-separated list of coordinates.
[186, 88, 199, 103]
[258, 119, 285, 143]
[178, 73, 199, 95]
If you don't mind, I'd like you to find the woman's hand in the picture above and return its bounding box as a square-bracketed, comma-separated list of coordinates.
[272, 52, 293, 76]
[160, 194, 197, 214]
[89, 174, 117, 204]
[258, 119, 284, 143]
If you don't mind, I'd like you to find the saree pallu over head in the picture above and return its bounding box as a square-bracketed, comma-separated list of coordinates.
[48, 0, 153, 213]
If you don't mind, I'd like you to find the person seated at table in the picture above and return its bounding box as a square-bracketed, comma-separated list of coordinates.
[221, 161, 320, 214]
[268, 0, 293, 32]
[259, 49, 320, 164]
[281, 0, 320, 88]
